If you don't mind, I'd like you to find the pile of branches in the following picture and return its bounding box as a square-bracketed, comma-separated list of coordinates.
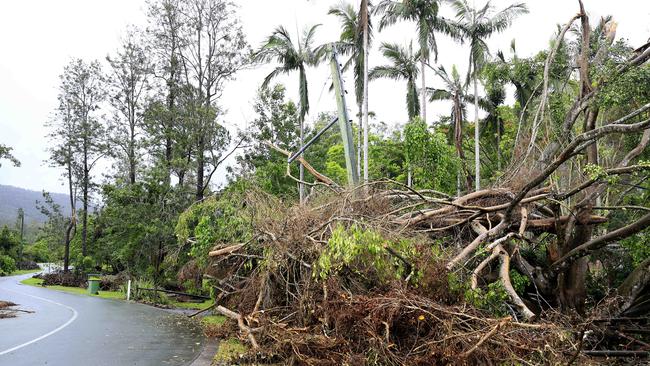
[37, 271, 86, 288]
[203, 185, 588, 365]
[0, 300, 33, 319]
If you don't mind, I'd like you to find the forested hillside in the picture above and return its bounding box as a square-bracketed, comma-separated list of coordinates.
[0, 185, 74, 224]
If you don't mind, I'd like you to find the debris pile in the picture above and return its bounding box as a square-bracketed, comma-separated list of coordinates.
[202, 184, 589, 365]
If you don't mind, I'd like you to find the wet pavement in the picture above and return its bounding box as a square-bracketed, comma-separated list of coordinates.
[0, 273, 205, 366]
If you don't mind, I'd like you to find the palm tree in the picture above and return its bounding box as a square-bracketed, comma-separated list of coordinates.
[375, 0, 459, 124]
[452, 0, 528, 191]
[254, 24, 323, 203]
[428, 65, 473, 192]
[370, 42, 420, 121]
[328, 1, 373, 182]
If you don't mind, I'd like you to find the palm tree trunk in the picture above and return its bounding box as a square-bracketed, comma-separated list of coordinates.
[473, 71, 480, 191]
[299, 117, 305, 204]
[357, 103, 362, 180]
[362, 20, 370, 184]
[420, 56, 426, 123]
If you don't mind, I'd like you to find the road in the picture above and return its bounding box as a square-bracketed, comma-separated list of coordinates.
[0, 273, 205, 366]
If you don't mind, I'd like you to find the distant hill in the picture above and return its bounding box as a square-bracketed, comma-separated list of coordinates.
[0, 185, 74, 225]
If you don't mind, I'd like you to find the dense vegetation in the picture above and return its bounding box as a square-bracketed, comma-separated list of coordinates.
[1, 0, 649, 363]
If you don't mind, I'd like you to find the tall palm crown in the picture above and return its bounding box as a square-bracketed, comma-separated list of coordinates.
[370, 42, 420, 120]
[375, 0, 459, 122]
[254, 25, 323, 124]
[452, 0, 527, 190]
[254, 24, 323, 203]
[452, 0, 528, 81]
[329, 2, 373, 108]
[376, 0, 456, 61]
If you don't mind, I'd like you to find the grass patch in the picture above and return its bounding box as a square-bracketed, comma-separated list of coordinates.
[20, 277, 125, 300]
[10, 268, 41, 276]
[171, 298, 214, 310]
[201, 315, 227, 326]
[213, 338, 247, 363]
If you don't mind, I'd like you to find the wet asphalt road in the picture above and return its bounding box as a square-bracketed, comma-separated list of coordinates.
[0, 273, 205, 366]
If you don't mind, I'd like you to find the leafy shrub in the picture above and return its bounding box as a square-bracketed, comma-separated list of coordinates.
[81, 256, 95, 272]
[0, 255, 17, 275]
[316, 224, 417, 282]
[23, 240, 51, 263]
[465, 282, 509, 316]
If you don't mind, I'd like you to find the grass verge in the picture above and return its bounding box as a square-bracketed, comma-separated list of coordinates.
[20, 277, 125, 300]
[213, 338, 247, 364]
[172, 298, 214, 310]
[9, 268, 41, 276]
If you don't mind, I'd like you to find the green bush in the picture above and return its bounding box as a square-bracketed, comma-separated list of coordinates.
[23, 240, 51, 263]
[0, 255, 17, 275]
[316, 224, 417, 282]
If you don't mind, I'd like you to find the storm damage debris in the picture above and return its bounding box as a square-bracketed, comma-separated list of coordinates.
[0, 300, 33, 319]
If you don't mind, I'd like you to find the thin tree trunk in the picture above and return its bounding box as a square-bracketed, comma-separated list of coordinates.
[473, 70, 480, 191]
[196, 136, 205, 201]
[299, 117, 305, 204]
[129, 124, 136, 184]
[81, 142, 88, 257]
[497, 118, 502, 171]
[64, 156, 75, 272]
[362, 19, 370, 184]
[357, 103, 362, 180]
[420, 56, 426, 123]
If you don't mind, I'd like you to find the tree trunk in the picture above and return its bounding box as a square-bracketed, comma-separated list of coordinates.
[420, 56, 426, 123]
[473, 70, 480, 191]
[81, 143, 88, 257]
[454, 92, 472, 192]
[64, 157, 75, 272]
[129, 124, 136, 184]
[299, 117, 305, 204]
[357, 103, 362, 180]
[196, 135, 205, 201]
[497, 117, 502, 171]
[362, 19, 370, 184]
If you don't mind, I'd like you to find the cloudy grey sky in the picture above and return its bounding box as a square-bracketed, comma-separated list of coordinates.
[0, 0, 648, 194]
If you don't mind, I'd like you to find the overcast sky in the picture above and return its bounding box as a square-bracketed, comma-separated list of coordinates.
[0, 0, 648, 195]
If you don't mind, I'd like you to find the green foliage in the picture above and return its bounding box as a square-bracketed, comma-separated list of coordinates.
[0, 144, 20, 168]
[316, 224, 416, 282]
[510, 270, 530, 294]
[464, 282, 509, 316]
[0, 254, 17, 275]
[175, 182, 253, 269]
[621, 229, 650, 266]
[94, 167, 189, 279]
[0, 226, 20, 259]
[234, 84, 301, 197]
[404, 118, 459, 193]
[24, 240, 53, 263]
[81, 256, 95, 272]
